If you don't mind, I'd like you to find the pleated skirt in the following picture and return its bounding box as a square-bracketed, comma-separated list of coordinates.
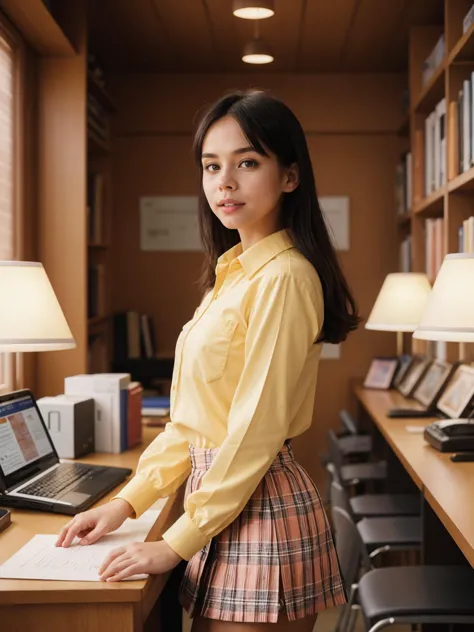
[179, 442, 347, 623]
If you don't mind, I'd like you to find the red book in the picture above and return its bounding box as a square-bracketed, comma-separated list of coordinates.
[127, 382, 143, 448]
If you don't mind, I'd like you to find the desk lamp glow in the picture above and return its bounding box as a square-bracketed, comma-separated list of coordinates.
[365, 272, 432, 355]
[413, 253, 474, 362]
[0, 261, 76, 389]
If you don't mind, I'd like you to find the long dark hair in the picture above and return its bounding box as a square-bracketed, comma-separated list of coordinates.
[192, 90, 360, 344]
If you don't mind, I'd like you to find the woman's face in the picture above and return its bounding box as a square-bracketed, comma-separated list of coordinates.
[201, 116, 298, 245]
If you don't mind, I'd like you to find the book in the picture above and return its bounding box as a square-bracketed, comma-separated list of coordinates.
[127, 381, 143, 448]
[142, 396, 170, 417]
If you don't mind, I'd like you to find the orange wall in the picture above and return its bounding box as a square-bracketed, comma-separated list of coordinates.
[108, 72, 406, 487]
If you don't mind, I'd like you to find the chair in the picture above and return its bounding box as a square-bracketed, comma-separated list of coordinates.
[339, 409, 361, 435]
[328, 429, 387, 489]
[330, 481, 421, 562]
[329, 464, 420, 518]
[332, 506, 474, 632]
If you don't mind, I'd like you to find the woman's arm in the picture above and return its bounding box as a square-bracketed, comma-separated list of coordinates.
[161, 273, 323, 560]
[113, 420, 191, 518]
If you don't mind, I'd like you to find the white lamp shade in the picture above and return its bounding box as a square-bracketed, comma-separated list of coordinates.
[365, 272, 432, 333]
[413, 253, 474, 342]
[0, 261, 76, 351]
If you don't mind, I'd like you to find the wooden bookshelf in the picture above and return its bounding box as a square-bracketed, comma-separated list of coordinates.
[413, 186, 446, 216]
[399, 0, 474, 363]
[86, 66, 116, 374]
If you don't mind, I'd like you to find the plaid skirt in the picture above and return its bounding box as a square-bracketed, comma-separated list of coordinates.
[179, 442, 346, 623]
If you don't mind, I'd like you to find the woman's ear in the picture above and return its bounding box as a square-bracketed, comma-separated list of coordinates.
[282, 163, 299, 193]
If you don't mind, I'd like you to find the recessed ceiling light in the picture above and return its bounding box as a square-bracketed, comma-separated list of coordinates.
[242, 37, 274, 64]
[233, 0, 275, 20]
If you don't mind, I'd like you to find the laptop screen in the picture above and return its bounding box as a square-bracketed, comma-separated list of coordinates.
[0, 391, 58, 491]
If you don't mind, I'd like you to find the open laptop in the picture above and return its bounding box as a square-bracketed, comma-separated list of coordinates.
[0, 389, 132, 515]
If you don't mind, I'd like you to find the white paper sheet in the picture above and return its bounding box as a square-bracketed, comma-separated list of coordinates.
[0, 507, 163, 582]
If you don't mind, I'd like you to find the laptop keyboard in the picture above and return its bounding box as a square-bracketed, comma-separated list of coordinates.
[19, 463, 97, 499]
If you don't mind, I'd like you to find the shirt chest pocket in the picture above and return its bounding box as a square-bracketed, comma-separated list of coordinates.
[190, 315, 238, 383]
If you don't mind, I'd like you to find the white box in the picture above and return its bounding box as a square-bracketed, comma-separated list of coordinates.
[37, 395, 95, 459]
[64, 373, 130, 454]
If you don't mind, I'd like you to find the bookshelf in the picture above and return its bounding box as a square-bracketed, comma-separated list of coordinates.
[397, 0, 474, 362]
[86, 61, 117, 374]
[1, 0, 117, 394]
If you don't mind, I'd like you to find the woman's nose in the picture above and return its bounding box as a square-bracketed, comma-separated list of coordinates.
[218, 172, 237, 191]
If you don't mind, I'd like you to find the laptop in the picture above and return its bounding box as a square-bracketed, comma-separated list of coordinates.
[0, 389, 132, 515]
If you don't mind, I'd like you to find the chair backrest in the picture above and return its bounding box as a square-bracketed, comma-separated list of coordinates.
[339, 409, 359, 435]
[331, 506, 367, 592]
[327, 429, 344, 473]
[330, 480, 353, 516]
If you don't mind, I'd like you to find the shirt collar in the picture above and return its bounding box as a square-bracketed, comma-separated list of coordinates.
[216, 229, 295, 278]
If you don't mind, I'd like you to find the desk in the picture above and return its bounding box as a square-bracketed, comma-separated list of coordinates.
[0, 426, 184, 632]
[355, 386, 474, 568]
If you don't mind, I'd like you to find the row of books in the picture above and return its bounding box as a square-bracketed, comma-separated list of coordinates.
[425, 218, 445, 281]
[459, 216, 474, 253]
[65, 373, 142, 453]
[87, 172, 104, 244]
[424, 98, 446, 197]
[113, 311, 157, 361]
[450, 74, 474, 178]
[395, 151, 412, 215]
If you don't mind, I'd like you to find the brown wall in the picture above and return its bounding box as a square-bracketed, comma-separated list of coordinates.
[109, 72, 406, 488]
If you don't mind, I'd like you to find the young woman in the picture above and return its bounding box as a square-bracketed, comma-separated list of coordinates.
[57, 90, 360, 631]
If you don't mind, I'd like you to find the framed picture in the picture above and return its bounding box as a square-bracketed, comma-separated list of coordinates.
[414, 360, 453, 408]
[392, 355, 414, 389]
[437, 365, 474, 419]
[363, 357, 399, 390]
[398, 356, 432, 397]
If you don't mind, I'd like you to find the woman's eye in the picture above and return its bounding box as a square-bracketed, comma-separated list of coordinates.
[204, 164, 219, 172]
[240, 159, 257, 168]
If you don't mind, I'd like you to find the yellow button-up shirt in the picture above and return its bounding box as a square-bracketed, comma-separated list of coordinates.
[116, 229, 324, 560]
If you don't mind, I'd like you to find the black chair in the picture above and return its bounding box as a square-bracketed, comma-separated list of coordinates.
[339, 408, 361, 435]
[330, 481, 421, 562]
[328, 429, 387, 490]
[332, 506, 474, 632]
[329, 464, 420, 518]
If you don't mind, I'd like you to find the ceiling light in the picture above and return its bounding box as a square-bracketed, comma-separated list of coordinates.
[233, 0, 275, 20]
[242, 37, 274, 64]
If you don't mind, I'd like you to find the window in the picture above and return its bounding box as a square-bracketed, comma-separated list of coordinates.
[0, 27, 16, 392]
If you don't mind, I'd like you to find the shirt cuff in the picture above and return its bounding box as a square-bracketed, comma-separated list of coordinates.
[111, 475, 158, 519]
[162, 512, 210, 561]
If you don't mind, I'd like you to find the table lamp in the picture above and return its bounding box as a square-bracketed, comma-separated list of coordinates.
[0, 261, 76, 389]
[413, 253, 474, 361]
[365, 272, 432, 355]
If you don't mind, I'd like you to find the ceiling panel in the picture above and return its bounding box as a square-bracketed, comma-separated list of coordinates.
[298, 0, 359, 72]
[88, 0, 445, 74]
[341, 0, 408, 72]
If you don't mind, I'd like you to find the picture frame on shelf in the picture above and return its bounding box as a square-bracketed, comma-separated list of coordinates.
[413, 359, 454, 408]
[363, 357, 399, 390]
[392, 355, 414, 389]
[437, 365, 474, 419]
[397, 356, 432, 397]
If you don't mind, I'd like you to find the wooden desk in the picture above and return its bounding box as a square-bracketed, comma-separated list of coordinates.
[0, 426, 184, 632]
[355, 386, 474, 568]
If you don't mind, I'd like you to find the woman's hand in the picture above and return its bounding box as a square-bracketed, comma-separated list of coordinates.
[98, 539, 183, 582]
[55, 499, 134, 547]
